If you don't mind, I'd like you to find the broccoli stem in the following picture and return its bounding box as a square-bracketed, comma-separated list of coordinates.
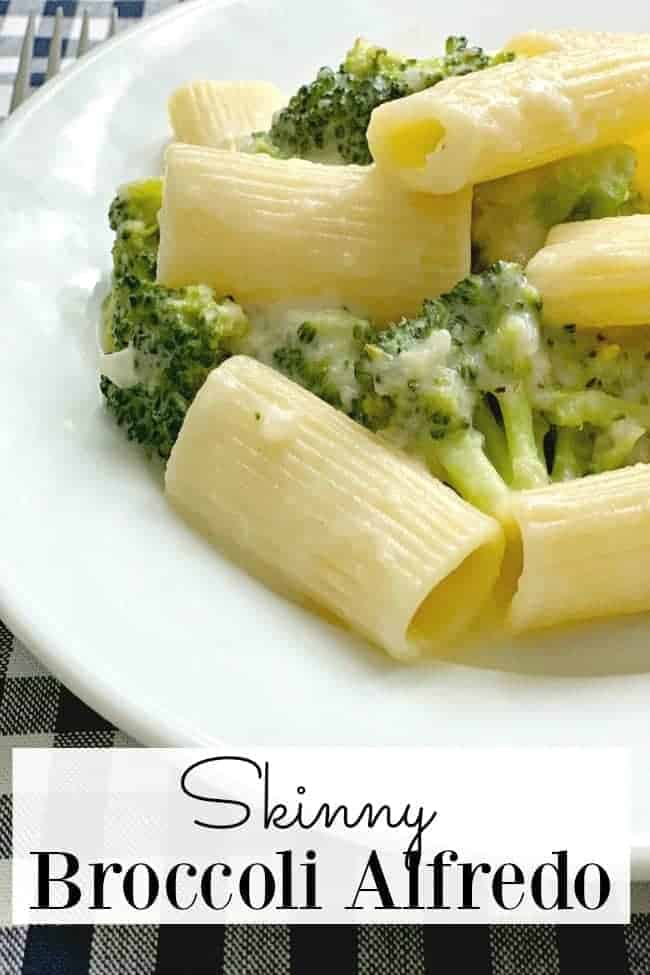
[537, 389, 650, 429]
[551, 427, 587, 482]
[496, 388, 549, 489]
[416, 440, 449, 482]
[591, 419, 646, 473]
[473, 399, 512, 483]
[432, 428, 511, 518]
[533, 414, 550, 467]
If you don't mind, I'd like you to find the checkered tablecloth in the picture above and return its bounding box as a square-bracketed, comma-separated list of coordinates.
[2, 2, 650, 971]
[0, 0, 179, 116]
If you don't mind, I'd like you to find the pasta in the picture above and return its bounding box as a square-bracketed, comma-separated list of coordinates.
[505, 29, 646, 57]
[165, 356, 505, 659]
[505, 26, 650, 199]
[630, 130, 650, 198]
[98, 27, 650, 656]
[526, 215, 650, 327]
[367, 43, 650, 193]
[544, 213, 650, 245]
[509, 464, 650, 632]
[168, 81, 284, 150]
[504, 32, 650, 199]
[157, 144, 472, 324]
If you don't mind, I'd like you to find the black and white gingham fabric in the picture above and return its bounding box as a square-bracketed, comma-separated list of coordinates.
[2, 2, 650, 971]
[0, 0, 179, 116]
[2, 613, 650, 969]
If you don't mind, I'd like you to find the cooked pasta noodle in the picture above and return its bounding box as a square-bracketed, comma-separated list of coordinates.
[509, 464, 650, 631]
[165, 356, 505, 658]
[168, 80, 284, 150]
[527, 215, 650, 328]
[157, 144, 471, 324]
[367, 42, 650, 193]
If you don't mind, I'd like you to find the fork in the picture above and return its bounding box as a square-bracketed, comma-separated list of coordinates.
[9, 5, 119, 114]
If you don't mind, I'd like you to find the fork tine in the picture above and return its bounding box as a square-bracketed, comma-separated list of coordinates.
[107, 8, 118, 39]
[77, 9, 91, 58]
[46, 7, 64, 81]
[9, 11, 36, 114]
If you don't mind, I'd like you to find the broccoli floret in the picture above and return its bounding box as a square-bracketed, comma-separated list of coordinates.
[536, 325, 650, 476]
[108, 179, 161, 324]
[101, 288, 248, 458]
[100, 375, 188, 460]
[356, 263, 549, 513]
[242, 306, 372, 411]
[360, 318, 474, 441]
[472, 146, 642, 269]
[100, 181, 248, 459]
[100, 182, 650, 507]
[426, 263, 550, 498]
[109, 178, 162, 232]
[549, 417, 647, 481]
[353, 264, 650, 507]
[550, 427, 594, 481]
[592, 418, 647, 472]
[360, 321, 508, 514]
[256, 36, 513, 166]
[543, 325, 650, 401]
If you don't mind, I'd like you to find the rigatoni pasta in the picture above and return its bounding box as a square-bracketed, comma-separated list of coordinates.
[544, 213, 650, 245]
[509, 33, 650, 199]
[99, 26, 650, 658]
[629, 130, 650, 198]
[505, 29, 647, 57]
[526, 215, 650, 327]
[157, 144, 472, 324]
[168, 81, 284, 150]
[165, 356, 505, 659]
[367, 43, 650, 193]
[509, 465, 650, 632]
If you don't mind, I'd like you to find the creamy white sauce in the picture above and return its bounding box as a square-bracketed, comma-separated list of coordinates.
[378, 330, 452, 393]
[517, 77, 580, 133]
[244, 303, 363, 410]
[259, 404, 298, 445]
[99, 347, 139, 388]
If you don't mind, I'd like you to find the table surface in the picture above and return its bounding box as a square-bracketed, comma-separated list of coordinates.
[1, 2, 649, 971]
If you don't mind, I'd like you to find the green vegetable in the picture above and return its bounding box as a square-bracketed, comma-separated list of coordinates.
[550, 427, 593, 482]
[356, 263, 549, 513]
[222, 264, 549, 515]
[100, 180, 248, 459]
[242, 306, 371, 412]
[263, 266, 650, 510]
[472, 145, 642, 269]
[252, 36, 514, 165]
[101, 182, 650, 512]
[539, 325, 650, 476]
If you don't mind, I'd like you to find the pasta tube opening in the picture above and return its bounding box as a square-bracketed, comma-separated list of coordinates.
[368, 43, 650, 194]
[379, 118, 445, 169]
[408, 538, 505, 649]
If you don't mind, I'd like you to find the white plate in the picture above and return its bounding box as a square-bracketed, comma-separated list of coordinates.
[1, 0, 650, 875]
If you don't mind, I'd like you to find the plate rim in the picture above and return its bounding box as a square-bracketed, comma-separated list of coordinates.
[0, 0, 227, 749]
[0, 0, 219, 150]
